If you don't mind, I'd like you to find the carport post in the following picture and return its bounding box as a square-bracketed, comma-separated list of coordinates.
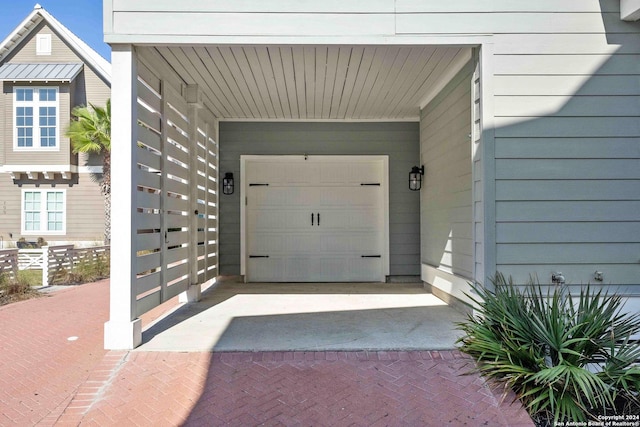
[180, 86, 203, 303]
[104, 44, 142, 350]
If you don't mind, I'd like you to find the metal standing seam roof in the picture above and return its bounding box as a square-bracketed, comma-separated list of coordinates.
[0, 62, 83, 82]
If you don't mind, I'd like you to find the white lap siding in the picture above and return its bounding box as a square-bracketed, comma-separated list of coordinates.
[420, 62, 474, 300]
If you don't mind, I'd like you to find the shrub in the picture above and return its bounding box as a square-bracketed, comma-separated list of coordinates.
[0, 271, 41, 306]
[457, 273, 640, 426]
[65, 253, 110, 284]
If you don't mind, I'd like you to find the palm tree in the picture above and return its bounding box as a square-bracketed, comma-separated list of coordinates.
[65, 99, 111, 244]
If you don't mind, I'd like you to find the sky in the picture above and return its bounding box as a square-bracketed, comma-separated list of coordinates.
[0, 0, 109, 61]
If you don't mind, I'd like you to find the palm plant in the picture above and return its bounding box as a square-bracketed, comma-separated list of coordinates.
[457, 273, 640, 426]
[65, 99, 111, 244]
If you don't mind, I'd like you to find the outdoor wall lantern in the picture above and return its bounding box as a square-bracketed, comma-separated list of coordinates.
[222, 172, 234, 195]
[409, 166, 424, 191]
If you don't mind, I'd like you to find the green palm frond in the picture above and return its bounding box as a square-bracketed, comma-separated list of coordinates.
[65, 99, 111, 243]
[66, 99, 111, 154]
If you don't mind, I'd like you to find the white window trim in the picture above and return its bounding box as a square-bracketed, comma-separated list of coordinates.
[21, 189, 66, 235]
[13, 87, 60, 152]
[36, 34, 52, 55]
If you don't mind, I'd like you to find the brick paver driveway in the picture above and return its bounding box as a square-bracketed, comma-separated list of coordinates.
[0, 280, 533, 426]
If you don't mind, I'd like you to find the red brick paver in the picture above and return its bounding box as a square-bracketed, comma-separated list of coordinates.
[0, 280, 109, 426]
[0, 280, 534, 426]
[79, 351, 533, 427]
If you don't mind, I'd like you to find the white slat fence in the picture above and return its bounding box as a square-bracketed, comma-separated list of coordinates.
[134, 54, 219, 318]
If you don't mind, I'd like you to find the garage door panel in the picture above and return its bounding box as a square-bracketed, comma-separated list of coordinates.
[349, 257, 383, 281]
[319, 162, 382, 185]
[248, 257, 284, 282]
[283, 234, 322, 253]
[245, 156, 387, 282]
[249, 209, 314, 231]
[248, 234, 284, 253]
[249, 187, 317, 207]
[348, 209, 383, 229]
[248, 161, 322, 185]
[248, 210, 290, 230]
[319, 186, 380, 206]
[285, 257, 322, 281]
[318, 209, 382, 230]
[320, 233, 382, 253]
[349, 162, 383, 184]
[320, 258, 349, 280]
[320, 163, 353, 184]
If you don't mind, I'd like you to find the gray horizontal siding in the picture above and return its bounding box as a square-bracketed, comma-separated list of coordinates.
[485, 7, 640, 287]
[495, 138, 640, 159]
[219, 121, 420, 277]
[497, 222, 640, 244]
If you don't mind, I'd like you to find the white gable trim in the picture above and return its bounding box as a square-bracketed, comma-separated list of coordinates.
[0, 5, 111, 83]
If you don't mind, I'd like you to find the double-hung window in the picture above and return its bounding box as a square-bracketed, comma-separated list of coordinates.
[14, 87, 59, 150]
[21, 190, 66, 234]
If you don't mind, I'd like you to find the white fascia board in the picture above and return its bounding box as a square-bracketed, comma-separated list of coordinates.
[104, 33, 491, 47]
[218, 117, 420, 123]
[0, 165, 103, 173]
[621, 0, 640, 20]
[0, 9, 40, 60]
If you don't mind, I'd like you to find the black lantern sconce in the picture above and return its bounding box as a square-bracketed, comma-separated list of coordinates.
[409, 166, 424, 191]
[222, 172, 234, 195]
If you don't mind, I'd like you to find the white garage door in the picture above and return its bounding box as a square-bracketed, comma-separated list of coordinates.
[242, 156, 389, 282]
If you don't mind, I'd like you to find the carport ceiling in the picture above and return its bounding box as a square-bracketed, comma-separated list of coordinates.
[151, 45, 471, 121]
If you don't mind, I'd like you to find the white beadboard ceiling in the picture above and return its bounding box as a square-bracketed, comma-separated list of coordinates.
[154, 45, 471, 121]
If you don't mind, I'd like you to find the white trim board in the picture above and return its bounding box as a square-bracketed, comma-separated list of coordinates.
[219, 117, 420, 123]
[421, 263, 474, 306]
[0, 165, 103, 174]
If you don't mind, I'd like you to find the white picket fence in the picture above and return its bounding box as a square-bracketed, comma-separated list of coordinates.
[0, 245, 110, 287]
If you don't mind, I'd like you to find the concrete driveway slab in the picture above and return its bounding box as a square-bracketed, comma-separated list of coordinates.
[137, 279, 467, 352]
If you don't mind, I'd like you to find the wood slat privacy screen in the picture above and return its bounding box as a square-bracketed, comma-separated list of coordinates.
[196, 117, 219, 284]
[133, 59, 218, 318]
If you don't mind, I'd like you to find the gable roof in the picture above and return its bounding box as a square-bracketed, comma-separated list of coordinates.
[0, 4, 110, 84]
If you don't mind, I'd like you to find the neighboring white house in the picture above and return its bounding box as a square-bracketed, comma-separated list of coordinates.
[102, 1, 640, 349]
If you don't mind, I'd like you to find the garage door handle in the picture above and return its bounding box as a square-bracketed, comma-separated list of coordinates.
[361, 183, 381, 186]
[317, 212, 320, 226]
[249, 183, 269, 186]
[311, 213, 315, 226]
[361, 255, 381, 258]
[249, 255, 270, 258]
